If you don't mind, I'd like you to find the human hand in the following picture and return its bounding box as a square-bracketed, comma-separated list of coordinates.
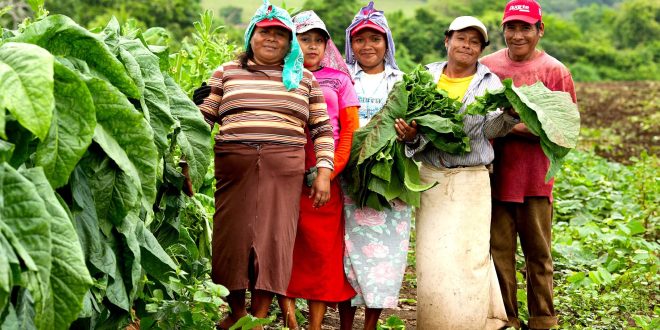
[192, 82, 211, 105]
[504, 107, 519, 118]
[510, 123, 539, 140]
[310, 167, 332, 208]
[394, 118, 418, 142]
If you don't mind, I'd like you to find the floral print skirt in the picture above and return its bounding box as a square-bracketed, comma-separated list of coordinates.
[342, 189, 411, 308]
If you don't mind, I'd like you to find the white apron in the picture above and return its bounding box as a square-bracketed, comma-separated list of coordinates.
[416, 164, 507, 329]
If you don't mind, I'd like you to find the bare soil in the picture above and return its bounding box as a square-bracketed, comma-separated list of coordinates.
[575, 81, 659, 162]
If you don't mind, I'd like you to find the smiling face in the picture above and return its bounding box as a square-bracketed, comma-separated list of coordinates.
[503, 20, 544, 62]
[297, 29, 327, 71]
[350, 29, 387, 74]
[250, 26, 291, 65]
[445, 28, 484, 68]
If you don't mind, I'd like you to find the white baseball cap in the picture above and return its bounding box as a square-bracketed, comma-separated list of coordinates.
[447, 16, 489, 44]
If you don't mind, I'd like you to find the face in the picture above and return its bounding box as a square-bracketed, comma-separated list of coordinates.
[503, 20, 544, 62]
[297, 29, 327, 71]
[350, 29, 387, 73]
[250, 26, 291, 65]
[445, 28, 484, 67]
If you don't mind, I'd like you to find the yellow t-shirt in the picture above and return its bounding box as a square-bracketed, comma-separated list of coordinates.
[437, 74, 475, 101]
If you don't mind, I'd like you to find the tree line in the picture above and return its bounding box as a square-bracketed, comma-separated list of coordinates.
[5, 0, 657, 82]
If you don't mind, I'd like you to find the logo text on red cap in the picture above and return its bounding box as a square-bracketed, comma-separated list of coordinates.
[509, 4, 531, 13]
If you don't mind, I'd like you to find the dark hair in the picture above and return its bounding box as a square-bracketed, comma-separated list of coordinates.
[444, 29, 490, 50]
[237, 47, 255, 69]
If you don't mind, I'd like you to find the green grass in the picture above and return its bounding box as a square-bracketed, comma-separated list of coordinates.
[201, 0, 427, 23]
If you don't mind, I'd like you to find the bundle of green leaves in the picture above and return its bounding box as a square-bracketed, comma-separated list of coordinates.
[345, 66, 475, 210]
[346, 67, 580, 211]
[467, 79, 580, 181]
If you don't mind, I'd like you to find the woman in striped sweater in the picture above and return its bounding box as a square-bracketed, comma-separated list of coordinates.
[196, 2, 335, 328]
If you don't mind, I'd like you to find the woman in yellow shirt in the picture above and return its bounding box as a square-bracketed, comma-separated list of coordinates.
[395, 16, 519, 329]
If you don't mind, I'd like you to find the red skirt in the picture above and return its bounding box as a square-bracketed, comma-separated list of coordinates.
[286, 178, 356, 302]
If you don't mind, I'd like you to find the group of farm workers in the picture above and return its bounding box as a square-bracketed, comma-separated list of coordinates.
[188, 0, 577, 329]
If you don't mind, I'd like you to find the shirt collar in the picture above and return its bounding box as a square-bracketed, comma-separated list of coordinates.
[425, 61, 490, 83]
[349, 61, 402, 79]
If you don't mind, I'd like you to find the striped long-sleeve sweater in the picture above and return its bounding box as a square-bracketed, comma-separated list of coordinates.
[199, 60, 334, 169]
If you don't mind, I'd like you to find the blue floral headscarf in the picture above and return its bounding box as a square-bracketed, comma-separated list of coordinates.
[244, 0, 304, 91]
[345, 1, 399, 71]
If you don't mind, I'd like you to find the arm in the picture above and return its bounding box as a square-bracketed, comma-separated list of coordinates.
[396, 119, 432, 158]
[508, 123, 539, 140]
[198, 67, 224, 129]
[308, 77, 334, 207]
[182, 71, 224, 196]
[483, 109, 519, 140]
[308, 78, 335, 171]
[331, 106, 359, 180]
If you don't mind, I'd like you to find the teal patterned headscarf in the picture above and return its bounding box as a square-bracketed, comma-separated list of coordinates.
[244, 0, 304, 91]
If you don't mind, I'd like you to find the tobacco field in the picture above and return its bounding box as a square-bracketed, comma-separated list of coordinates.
[0, 2, 658, 329]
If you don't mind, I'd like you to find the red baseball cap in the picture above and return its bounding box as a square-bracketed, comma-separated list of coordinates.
[350, 20, 386, 36]
[502, 0, 542, 25]
[255, 17, 291, 31]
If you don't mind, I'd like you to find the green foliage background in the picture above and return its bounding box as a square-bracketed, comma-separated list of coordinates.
[198, 0, 659, 82]
[0, 0, 657, 328]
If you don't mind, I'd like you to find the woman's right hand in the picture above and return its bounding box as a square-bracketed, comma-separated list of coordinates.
[310, 167, 332, 208]
[394, 118, 418, 142]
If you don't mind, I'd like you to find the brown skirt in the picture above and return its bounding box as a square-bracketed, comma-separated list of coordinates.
[211, 142, 304, 295]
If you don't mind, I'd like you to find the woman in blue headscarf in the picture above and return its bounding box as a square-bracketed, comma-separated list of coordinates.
[195, 1, 335, 328]
[339, 2, 410, 329]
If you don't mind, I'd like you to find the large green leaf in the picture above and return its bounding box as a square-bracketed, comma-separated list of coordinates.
[0, 163, 51, 329]
[70, 166, 129, 311]
[11, 289, 36, 330]
[0, 140, 14, 163]
[20, 167, 93, 330]
[77, 149, 138, 235]
[0, 42, 54, 140]
[117, 39, 176, 153]
[356, 80, 407, 165]
[469, 79, 579, 181]
[165, 76, 212, 190]
[413, 114, 467, 154]
[35, 61, 96, 188]
[0, 226, 17, 316]
[70, 165, 116, 277]
[86, 77, 158, 208]
[101, 18, 176, 153]
[104, 247, 130, 312]
[0, 107, 4, 140]
[116, 215, 142, 302]
[0, 303, 19, 329]
[12, 15, 140, 99]
[136, 221, 177, 283]
[514, 81, 580, 149]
